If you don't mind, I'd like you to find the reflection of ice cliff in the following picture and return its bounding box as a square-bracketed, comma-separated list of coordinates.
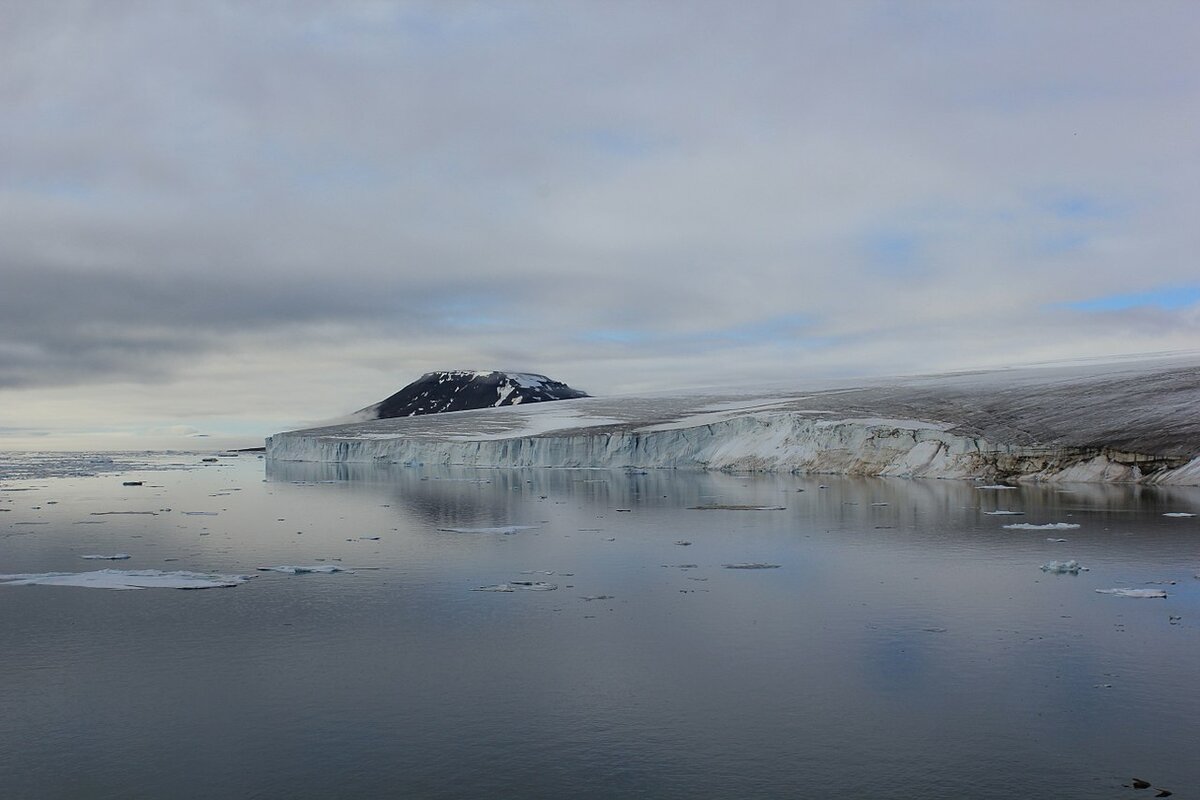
[267, 359, 1200, 484]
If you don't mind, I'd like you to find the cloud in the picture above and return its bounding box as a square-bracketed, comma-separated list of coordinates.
[2, 1, 1199, 443]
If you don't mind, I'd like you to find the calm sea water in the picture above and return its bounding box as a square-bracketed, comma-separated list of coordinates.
[2, 453, 1198, 799]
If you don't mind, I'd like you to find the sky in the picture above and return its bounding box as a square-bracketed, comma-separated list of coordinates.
[2, 1, 1199, 450]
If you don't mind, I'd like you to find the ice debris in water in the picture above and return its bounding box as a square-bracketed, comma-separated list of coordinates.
[1003, 522, 1080, 530]
[0, 569, 251, 590]
[437, 525, 538, 534]
[256, 565, 351, 574]
[1095, 588, 1168, 599]
[688, 504, 786, 511]
[1040, 560, 1086, 574]
[723, 563, 782, 569]
[1163, 512, 1195, 518]
[983, 510, 1024, 515]
[977, 485, 1017, 490]
[1046, 538, 1068, 543]
[79, 553, 131, 560]
[472, 581, 557, 592]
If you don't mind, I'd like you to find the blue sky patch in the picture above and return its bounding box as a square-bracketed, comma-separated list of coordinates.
[1062, 286, 1200, 312]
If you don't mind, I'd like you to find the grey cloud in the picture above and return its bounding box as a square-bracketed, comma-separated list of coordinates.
[1, 1, 1198, 403]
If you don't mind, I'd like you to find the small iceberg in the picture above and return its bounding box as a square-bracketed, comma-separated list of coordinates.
[722, 563, 782, 569]
[437, 525, 538, 534]
[1040, 560, 1086, 574]
[983, 510, 1024, 516]
[977, 485, 1017, 490]
[1163, 512, 1195, 518]
[0, 569, 250, 590]
[257, 565, 350, 574]
[472, 581, 557, 592]
[1003, 522, 1081, 530]
[1095, 588, 1168, 599]
[79, 553, 131, 560]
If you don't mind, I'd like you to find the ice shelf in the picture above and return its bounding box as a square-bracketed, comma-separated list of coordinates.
[267, 357, 1200, 485]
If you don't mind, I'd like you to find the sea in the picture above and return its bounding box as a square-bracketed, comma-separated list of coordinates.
[2, 451, 1198, 799]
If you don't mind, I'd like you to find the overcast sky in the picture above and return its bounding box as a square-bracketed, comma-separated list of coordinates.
[2, 1, 1198, 449]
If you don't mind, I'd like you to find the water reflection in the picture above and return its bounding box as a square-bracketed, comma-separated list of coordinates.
[0, 457, 1196, 799]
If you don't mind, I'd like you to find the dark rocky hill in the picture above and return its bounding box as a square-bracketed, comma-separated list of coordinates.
[361, 371, 587, 419]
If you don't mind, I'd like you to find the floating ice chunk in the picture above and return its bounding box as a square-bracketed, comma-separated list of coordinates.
[1047, 538, 1068, 542]
[256, 565, 351, 574]
[79, 553, 131, 560]
[688, 505, 786, 511]
[1003, 522, 1081, 530]
[1040, 560, 1086, 574]
[1163, 512, 1195, 518]
[472, 581, 557, 592]
[182, 511, 218, 516]
[0, 569, 250, 590]
[1095, 588, 1167, 598]
[977, 485, 1017, 490]
[580, 595, 614, 601]
[437, 525, 538, 534]
[984, 510, 1024, 516]
[723, 563, 782, 569]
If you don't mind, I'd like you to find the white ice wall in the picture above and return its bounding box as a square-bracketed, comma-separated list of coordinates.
[266, 411, 1200, 485]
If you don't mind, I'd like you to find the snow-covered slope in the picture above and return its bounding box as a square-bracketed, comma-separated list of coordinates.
[354, 370, 587, 420]
[266, 358, 1200, 484]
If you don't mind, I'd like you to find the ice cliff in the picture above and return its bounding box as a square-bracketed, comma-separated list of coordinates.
[267, 358, 1200, 485]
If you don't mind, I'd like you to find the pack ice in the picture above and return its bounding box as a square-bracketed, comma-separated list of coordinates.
[267, 358, 1200, 485]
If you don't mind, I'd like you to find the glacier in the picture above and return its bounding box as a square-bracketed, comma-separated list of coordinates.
[266, 357, 1200, 485]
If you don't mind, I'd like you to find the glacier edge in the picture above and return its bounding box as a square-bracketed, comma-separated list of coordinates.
[266, 411, 1199, 485]
[266, 359, 1200, 485]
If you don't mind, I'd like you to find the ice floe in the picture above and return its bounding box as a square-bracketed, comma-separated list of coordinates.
[1003, 522, 1081, 530]
[1095, 588, 1168, 599]
[79, 553, 131, 560]
[256, 565, 351, 574]
[436, 525, 538, 534]
[983, 510, 1024, 515]
[472, 581, 557, 592]
[723, 563, 782, 569]
[1040, 560, 1086, 574]
[689, 504, 786, 511]
[0, 569, 251, 590]
[1163, 512, 1195, 518]
[977, 485, 1017, 490]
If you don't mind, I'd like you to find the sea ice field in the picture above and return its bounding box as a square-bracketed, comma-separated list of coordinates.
[2, 452, 1198, 799]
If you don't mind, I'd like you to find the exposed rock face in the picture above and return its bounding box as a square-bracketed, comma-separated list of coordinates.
[360, 371, 588, 419]
[269, 358, 1200, 485]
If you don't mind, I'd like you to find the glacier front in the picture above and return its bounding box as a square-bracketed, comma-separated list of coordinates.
[266, 358, 1200, 484]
